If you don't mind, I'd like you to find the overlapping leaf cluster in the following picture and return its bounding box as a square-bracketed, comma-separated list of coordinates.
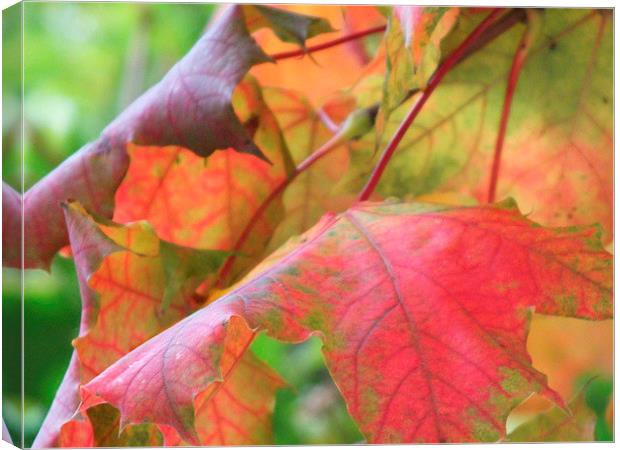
[3, 5, 612, 446]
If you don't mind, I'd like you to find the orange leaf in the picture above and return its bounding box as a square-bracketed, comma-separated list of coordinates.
[251, 5, 386, 107]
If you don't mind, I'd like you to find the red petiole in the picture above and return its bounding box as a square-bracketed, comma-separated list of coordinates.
[487, 10, 537, 203]
[270, 25, 386, 61]
[357, 8, 505, 202]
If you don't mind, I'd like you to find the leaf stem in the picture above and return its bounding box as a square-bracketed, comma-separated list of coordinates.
[270, 25, 386, 61]
[487, 10, 539, 203]
[357, 8, 505, 202]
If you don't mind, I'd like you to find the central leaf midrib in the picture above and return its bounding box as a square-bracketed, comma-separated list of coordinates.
[343, 210, 444, 441]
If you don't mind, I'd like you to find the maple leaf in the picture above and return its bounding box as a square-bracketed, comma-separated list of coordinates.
[60, 318, 284, 447]
[112, 78, 375, 292]
[12, 5, 613, 447]
[373, 9, 612, 240]
[64, 202, 229, 381]
[34, 202, 228, 447]
[12, 5, 333, 271]
[260, 88, 356, 252]
[79, 200, 611, 444]
[382, 7, 459, 113]
[113, 77, 294, 281]
[250, 5, 387, 107]
[32, 202, 126, 448]
[371, 6, 459, 150]
[507, 386, 597, 442]
[53, 203, 284, 447]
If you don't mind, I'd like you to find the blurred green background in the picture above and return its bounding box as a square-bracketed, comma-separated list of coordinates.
[2, 2, 612, 447]
[2, 2, 362, 446]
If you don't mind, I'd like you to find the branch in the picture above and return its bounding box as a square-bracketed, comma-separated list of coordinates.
[357, 8, 506, 202]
